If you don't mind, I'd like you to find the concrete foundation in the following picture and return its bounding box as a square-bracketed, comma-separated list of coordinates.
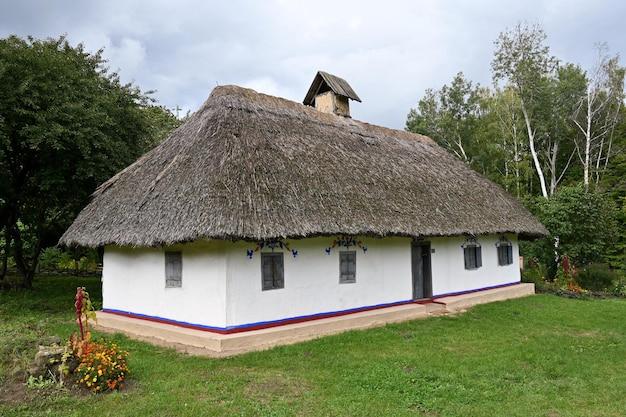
[94, 283, 534, 357]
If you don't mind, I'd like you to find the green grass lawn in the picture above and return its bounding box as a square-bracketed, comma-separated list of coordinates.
[1, 275, 625, 417]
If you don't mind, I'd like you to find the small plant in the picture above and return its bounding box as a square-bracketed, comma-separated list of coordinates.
[26, 374, 56, 389]
[611, 279, 626, 297]
[74, 340, 129, 392]
[576, 264, 617, 292]
[522, 263, 549, 284]
[75, 287, 96, 341]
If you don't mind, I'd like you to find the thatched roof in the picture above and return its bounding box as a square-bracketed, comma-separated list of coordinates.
[60, 85, 547, 248]
[303, 71, 361, 105]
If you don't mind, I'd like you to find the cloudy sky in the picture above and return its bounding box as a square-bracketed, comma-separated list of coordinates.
[1, 0, 624, 128]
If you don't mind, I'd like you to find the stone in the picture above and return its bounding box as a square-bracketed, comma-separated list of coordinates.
[40, 335, 62, 346]
[29, 345, 64, 380]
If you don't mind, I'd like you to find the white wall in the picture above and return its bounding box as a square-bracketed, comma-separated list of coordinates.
[224, 236, 413, 327]
[102, 241, 228, 328]
[101, 234, 520, 329]
[430, 234, 520, 296]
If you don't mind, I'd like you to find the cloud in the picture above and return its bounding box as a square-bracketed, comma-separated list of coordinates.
[1, 0, 625, 128]
[106, 38, 147, 79]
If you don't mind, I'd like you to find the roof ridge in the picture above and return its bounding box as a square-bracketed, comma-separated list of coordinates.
[210, 84, 432, 145]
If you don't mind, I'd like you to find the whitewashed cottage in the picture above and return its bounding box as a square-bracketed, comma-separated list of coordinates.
[61, 72, 546, 353]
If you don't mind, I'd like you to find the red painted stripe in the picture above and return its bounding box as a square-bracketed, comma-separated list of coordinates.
[101, 310, 230, 334]
[103, 298, 424, 334]
[432, 281, 521, 300]
[101, 282, 523, 335]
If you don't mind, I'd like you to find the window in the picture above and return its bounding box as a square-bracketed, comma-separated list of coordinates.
[165, 251, 182, 287]
[497, 239, 514, 266]
[463, 243, 482, 270]
[261, 252, 284, 290]
[339, 251, 356, 283]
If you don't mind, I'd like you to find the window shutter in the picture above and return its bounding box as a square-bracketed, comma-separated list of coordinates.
[261, 252, 284, 290]
[165, 251, 182, 287]
[497, 244, 513, 266]
[476, 246, 482, 268]
[339, 251, 356, 283]
[348, 252, 356, 277]
[274, 253, 284, 288]
[464, 247, 471, 269]
[340, 255, 348, 275]
[261, 254, 273, 290]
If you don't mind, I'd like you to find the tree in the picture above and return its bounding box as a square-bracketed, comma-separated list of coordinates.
[0, 35, 178, 288]
[492, 23, 558, 198]
[522, 185, 619, 273]
[406, 72, 482, 162]
[482, 87, 532, 197]
[544, 64, 586, 195]
[143, 104, 182, 149]
[406, 22, 626, 274]
[572, 45, 625, 191]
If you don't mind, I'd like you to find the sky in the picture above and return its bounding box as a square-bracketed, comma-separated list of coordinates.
[1, 0, 625, 129]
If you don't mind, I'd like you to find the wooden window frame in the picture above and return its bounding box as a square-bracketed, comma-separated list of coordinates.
[463, 244, 482, 270]
[165, 251, 183, 288]
[261, 252, 284, 291]
[339, 250, 357, 284]
[497, 241, 514, 266]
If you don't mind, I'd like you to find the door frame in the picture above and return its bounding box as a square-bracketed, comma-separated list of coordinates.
[411, 240, 433, 300]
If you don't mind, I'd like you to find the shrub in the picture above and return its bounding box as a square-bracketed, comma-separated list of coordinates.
[610, 276, 626, 297]
[522, 264, 549, 285]
[59, 287, 130, 392]
[38, 247, 100, 273]
[74, 340, 129, 392]
[521, 186, 619, 275]
[575, 264, 618, 291]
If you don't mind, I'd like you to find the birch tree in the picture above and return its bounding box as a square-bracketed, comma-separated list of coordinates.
[572, 45, 625, 191]
[406, 72, 481, 163]
[544, 64, 586, 195]
[490, 87, 528, 197]
[492, 23, 557, 199]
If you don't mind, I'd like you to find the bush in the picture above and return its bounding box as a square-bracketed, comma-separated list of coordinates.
[522, 186, 619, 275]
[522, 264, 549, 285]
[74, 340, 129, 392]
[38, 247, 100, 274]
[575, 264, 618, 291]
[612, 278, 626, 297]
[59, 287, 130, 393]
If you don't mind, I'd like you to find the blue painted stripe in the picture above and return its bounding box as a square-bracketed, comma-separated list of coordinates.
[101, 308, 228, 332]
[229, 298, 415, 330]
[102, 281, 524, 333]
[103, 298, 415, 332]
[432, 280, 521, 299]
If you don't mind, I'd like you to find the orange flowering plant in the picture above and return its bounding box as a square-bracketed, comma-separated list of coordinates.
[74, 340, 129, 392]
[61, 287, 130, 392]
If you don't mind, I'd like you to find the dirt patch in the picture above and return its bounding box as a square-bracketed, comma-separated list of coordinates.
[243, 371, 311, 405]
[574, 330, 602, 338]
[409, 402, 440, 416]
[0, 375, 135, 406]
[402, 366, 416, 374]
[0, 379, 30, 404]
[0, 377, 66, 405]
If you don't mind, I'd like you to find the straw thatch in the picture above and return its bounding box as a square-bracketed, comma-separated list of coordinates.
[60, 85, 547, 248]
